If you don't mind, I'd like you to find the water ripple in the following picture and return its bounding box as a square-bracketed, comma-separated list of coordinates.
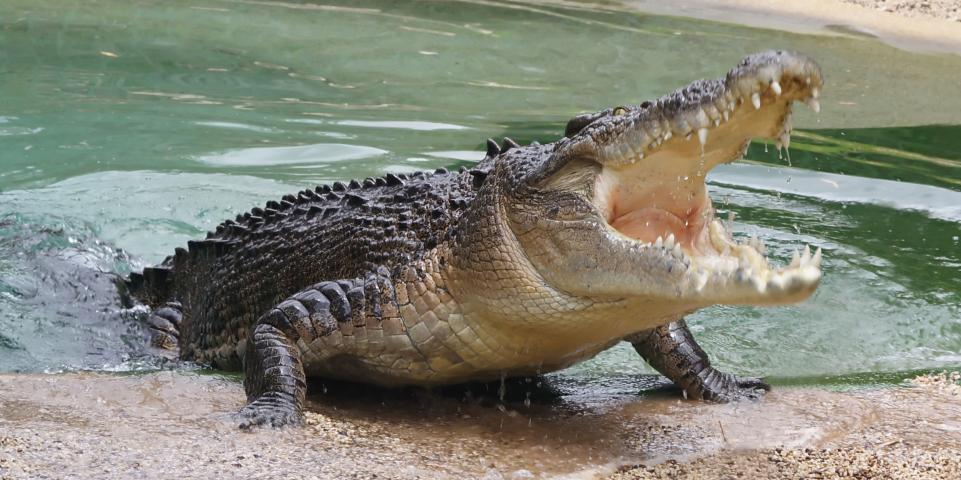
[195, 143, 388, 167]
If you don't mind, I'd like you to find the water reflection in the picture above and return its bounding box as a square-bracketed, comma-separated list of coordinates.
[336, 120, 470, 130]
[711, 163, 961, 222]
[195, 143, 389, 167]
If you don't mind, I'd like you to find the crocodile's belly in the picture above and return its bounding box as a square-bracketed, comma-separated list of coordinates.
[295, 301, 616, 387]
[293, 256, 629, 386]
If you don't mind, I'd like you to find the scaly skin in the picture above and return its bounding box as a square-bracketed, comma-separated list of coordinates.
[128, 51, 825, 428]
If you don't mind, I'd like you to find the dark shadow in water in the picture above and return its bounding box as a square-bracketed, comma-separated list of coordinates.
[305, 373, 677, 417]
[749, 125, 961, 192]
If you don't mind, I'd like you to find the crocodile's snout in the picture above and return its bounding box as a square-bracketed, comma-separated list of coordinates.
[504, 50, 824, 310]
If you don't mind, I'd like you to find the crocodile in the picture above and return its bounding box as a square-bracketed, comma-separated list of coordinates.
[127, 50, 824, 428]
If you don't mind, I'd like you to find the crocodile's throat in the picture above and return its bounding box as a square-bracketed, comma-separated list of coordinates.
[597, 96, 794, 254]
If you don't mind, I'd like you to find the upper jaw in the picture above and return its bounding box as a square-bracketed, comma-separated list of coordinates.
[576, 50, 823, 166]
[581, 50, 824, 306]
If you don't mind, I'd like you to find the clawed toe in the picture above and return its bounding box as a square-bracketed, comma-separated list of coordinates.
[693, 369, 770, 402]
[236, 399, 304, 430]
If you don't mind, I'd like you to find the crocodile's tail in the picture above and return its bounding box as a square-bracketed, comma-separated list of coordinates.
[144, 301, 182, 352]
[121, 262, 182, 354]
[124, 264, 174, 307]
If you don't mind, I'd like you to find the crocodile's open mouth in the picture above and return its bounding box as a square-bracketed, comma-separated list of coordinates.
[591, 51, 823, 303]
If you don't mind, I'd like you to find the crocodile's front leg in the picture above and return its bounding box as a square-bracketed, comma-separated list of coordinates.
[238, 297, 310, 429]
[239, 284, 346, 429]
[626, 319, 769, 401]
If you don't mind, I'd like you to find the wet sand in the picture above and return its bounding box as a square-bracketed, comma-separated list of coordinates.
[624, 0, 961, 54]
[1, 371, 960, 479]
[841, 0, 961, 21]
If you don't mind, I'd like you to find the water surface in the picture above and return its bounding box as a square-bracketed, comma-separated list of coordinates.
[1, 1, 960, 388]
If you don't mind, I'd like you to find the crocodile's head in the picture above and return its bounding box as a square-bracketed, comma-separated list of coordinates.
[454, 51, 824, 331]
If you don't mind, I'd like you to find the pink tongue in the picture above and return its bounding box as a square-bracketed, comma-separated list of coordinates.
[610, 208, 689, 246]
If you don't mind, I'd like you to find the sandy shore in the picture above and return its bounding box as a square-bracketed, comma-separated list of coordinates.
[841, 0, 961, 21]
[612, 372, 961, 480]
[624, 0, 961, 54]
[1, 371, 960, 479]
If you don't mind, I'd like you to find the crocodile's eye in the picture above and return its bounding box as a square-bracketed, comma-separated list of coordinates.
[612, 106, 628, 116]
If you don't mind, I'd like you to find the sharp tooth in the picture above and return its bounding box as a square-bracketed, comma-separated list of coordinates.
[697, 128, 708, 147]
[663, 130, 672, 141]
[751, 92, 761, 110]
[811, 87, 820, 98]
[805, 77, 811, 85]
[812, 247, 822, 268]
[801, 245, 812, 266]
[695, 271, 709, 292]
[696, 108, 711, 127]
[770, 81, 782, 96]
[665, 233, 676, 249]
[806, 98, 821, 113]
[673, 243, 683, 257]
[790, 249, 801, 268]
[722, 110, 730, 122]
[709, 221, 731, 252]
[798, 266, 821, 284]
[655, 236, 663, 248]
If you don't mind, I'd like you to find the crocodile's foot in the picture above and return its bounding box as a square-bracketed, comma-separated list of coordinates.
[236, 393, 304, 430]
[686, 368, 770, 402]
[147, 301, 182, 355]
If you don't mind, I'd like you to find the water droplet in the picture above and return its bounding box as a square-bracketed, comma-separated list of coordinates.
[498, 374, 507, 403]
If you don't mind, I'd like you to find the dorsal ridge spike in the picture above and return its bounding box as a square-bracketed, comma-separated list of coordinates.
[486, 138, 500, 157]
[501, 137, 520, 152]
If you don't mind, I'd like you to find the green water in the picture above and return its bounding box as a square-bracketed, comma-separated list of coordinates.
[1, 1, 960, 383]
